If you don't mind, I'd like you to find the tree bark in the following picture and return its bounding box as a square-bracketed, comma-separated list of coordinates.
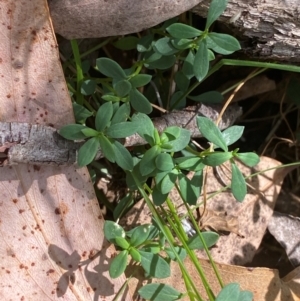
[193, 0, 300, 62]
[0, 104, 241, 166]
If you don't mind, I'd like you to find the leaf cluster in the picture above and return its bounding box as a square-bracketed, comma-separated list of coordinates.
[61, 0, 258, 299]
[104, 220, 219, 279]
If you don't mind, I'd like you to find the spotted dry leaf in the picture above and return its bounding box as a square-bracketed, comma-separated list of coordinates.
[198, 207, 242, 236]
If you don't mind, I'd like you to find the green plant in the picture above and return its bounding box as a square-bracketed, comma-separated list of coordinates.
[58, 0, 300, 299]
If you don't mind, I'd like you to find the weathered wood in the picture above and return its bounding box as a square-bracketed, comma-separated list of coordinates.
[0, 122, 80, 166]
[193, 0, 300, 61]
[0, 104, 242, 166]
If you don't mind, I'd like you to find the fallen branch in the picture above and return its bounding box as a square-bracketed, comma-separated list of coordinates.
[0, 104, 242, 166]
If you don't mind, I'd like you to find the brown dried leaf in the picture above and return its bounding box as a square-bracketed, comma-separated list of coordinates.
[195, 157, 283, 265]
[127, 257, 300, 300]
[198, 207, 241, 236]
[0, 1, 132, 300]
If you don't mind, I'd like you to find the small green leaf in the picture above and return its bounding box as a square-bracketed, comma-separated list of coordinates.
[236, 152, 260, 167]
[171, 38, 192, 50]
[207, 33, 241, 55]
[139, 146, 160, 176]
[196, 116, 228, 151]
[188, 91, 223, 103]
[73, 103, 93, 124]
[113, 193, 133, 220]
[178, 170, 202, 205]
[95, 101, 113, 131]
[166, 23, 202, 38]
[129, 88, 152, 114]
[154, 37, 178, 55]
[165, 246, 187, 261]
[216, 283, 240, 301]
[155, 153, 174, 172]
[129, 248, 141, 262]
[109, 250, 128, 278]
[115, 236, 130, 249]
[162, 126, 181, 139]
[81, 128, 99, 137]
[182, 50, 195, 80]
[206, 0, 228, 30]
[112, 140, 133, 171]
[175, 156, 205, 171]
[138, 283, 182, 301]
[105, 122, 137, 138]
[114, 79, 132, 97]
[129, 74, 152, 88]
[175, 71, 190, 92]
[81, 79, 96, 95]
[99, 135, 116, 162]
[139, 251, 170, 278]
[132, 113, 155, 145]
[77, 138, 100, 166]
[140, 244, 161, 254]
[101, 94, 121, 102]
[152, 186, 168, 206]
[59, 124, 87, 140]
[222, 126, 244, 146]
[146, 55, 176, 70]
[231, 163, 247, 202]
[187, 232, 219, 250]
[81, 60, 90, 73]
[137, 34, 153, 52]
[113, 36, 139, 50]
[194, 40, 209, 82]
[143, 51, 162, 63]
[203, 152, 233, 166]
[208, 49, 216, 61]
[111, 102, 130, 125]
[162, 127, 191, 152]
[160, 169, 179, 194]
[238, 291, 253, 301]
[130, 224, 152, 247]
[96, 58, 126, 81]
[104, 220, 126, 243]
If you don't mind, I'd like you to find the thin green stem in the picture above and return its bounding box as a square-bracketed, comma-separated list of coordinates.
[173, 183, 223, 288]
[163, 205, 214, 301]
[80, 38, 113, 59]
[171, 58, 300, 110]
[71, 39, 84, 105]
[131, 173, 205, 300]
[220, 68, 267, 96]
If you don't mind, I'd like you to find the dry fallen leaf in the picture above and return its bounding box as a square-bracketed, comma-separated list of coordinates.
[197, 207, 241, 236]
[158, 258, 300, 300]
[195, 157, 283, 265]
[48, 0, 203, 39]
[0, 1, 132, 300]
[122, 157, 300, 299]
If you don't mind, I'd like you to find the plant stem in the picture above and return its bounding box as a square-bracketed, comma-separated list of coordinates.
[70, 39, 84, 105]
[171, 58, 300, 110]
[131, 173, 205, 300]
[163, 204, 214, 301]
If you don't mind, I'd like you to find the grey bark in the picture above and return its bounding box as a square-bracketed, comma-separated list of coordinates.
[48, 0, 202, 39]
[0, 104, 242, 166]
[49, 0, 300, 61]
[193, 0, 300, 62]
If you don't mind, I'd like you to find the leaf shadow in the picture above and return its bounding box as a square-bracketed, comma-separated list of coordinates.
[48, 243, 120, 300]
[232, 243, 296, 301]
